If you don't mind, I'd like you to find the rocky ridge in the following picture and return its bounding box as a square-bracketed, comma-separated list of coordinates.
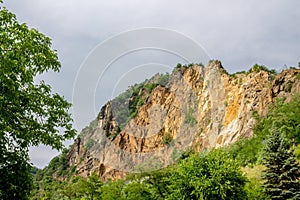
[67, 60, 300, 181]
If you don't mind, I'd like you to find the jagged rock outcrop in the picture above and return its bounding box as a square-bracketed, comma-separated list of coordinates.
[67, 60, 300, 180]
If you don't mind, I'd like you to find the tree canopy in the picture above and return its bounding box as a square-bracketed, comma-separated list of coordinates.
[0, 3, 76, 199]
[262, 130, 300, 199]
[165, 150, 248, 200]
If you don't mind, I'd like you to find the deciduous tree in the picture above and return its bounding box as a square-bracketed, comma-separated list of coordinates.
[0, 3, 76, 199]
[165, 150, 248, 200]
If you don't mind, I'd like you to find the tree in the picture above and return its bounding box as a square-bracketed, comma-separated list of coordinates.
[100, 180, 125, 200]
[165, 149, 248, 200]
[76, 173, 103, 200]
[228, 95, 300, 167]
[139, 169, 171, 199]
[261, 130, 300, 199]
[256, 96, 300, 144]
[0, 3, 76, 199]
[122, 181, 153, 200]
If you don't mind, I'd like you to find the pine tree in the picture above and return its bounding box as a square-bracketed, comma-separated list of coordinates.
[261, 130, 300, 200]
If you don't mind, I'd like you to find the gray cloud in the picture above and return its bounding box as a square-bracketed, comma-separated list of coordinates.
[3, 0, 300, 168]
[5, 0, 300, 68]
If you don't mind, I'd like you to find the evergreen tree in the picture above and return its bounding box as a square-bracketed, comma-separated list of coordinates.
[262, 130, 300, 199]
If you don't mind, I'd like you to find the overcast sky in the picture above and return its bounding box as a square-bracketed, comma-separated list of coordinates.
[3, 0, 300, 168]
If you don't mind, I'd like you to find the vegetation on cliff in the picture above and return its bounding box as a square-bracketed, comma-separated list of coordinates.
[31, 92, 300, 200]
[228, 94, 300, 167]
[111, 72, 170, 131]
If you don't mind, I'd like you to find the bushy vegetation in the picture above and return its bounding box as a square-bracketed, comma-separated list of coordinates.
[247, 64, 277, 75]
[85, 139, 95, 150]
[258, 95, 300, 144]
[78, 119, 98, 138]
[165, 150, 248, 200]
[227, 95, 300, 166]
[230, 64, 277, 79]
[31, 173, 102, 200]
[156, 73, 170, 86]
[112, 83, 152, 129]
[127, 83, 157, 119]
[30, 149, 250, 200]
[184, 107, 197, 126]
[174, 63, 204, 73]
[113, 73, 170, 130]
[162, 132, 173, 145]
[35, 148, 72, 179]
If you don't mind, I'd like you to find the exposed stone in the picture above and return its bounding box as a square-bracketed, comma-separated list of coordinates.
[67, 60, 300, 181]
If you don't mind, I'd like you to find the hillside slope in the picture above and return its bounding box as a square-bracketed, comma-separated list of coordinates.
[66, 60, 300, 180]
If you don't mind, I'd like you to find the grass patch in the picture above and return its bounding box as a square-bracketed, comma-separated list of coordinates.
[184, 107, 197, 126]
[162, 133, 173, 145]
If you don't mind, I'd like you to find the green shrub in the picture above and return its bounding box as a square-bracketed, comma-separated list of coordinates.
[284, 80, 293, 92]
[144, 83, 158, 92]
[115, 109, 130, 130]
[230, 73, 238, 79]
[226, 135, 264, 166]
[156, 73, 170, 86]
[165, 149, 248, 200]
[188, 63, 193, 68]
[176, 63, 182, 69]
[113, 80, 161, 129]
[294, 144, 300, 159]
[197, 63, 204, 67]
[184, 107, 197, 126]
[79, 119, 98, 137]
[85, 139, 95, 150]
[224, 101, 228, 107]
[248, 64, 277, 75]
[162, 133, 173, 145]
[244, 168, 269, 200]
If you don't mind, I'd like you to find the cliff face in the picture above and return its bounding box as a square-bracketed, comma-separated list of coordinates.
[67, 60, 300, 180]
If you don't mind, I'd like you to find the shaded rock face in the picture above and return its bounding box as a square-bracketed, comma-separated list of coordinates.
[67, 60, 300, 180]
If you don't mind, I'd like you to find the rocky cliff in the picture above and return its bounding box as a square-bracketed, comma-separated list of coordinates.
[67, 60, 300, 181]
